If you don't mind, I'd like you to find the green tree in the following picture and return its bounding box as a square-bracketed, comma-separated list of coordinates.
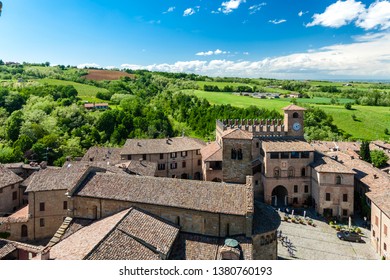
[360, 141, 371, 163]
[6, 110, 23, 142]
[370, 150, 389, 168]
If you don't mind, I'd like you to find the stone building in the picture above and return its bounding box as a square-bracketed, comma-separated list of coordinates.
[0, 165, 24, 216]
[120, 137, 206, 179]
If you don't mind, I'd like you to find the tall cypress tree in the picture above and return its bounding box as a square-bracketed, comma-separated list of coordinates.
[360, 141, 371, 163]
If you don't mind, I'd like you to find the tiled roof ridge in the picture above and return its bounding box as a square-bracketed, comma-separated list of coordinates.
[82, 208, 134, 260]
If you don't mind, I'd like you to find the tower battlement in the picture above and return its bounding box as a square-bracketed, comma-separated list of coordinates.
[216, 119, 288, 138]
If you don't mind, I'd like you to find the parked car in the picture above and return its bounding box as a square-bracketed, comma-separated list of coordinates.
[337, 231, 362, 242]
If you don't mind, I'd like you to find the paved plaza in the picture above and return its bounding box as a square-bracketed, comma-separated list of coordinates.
[277, 210, 379, 260]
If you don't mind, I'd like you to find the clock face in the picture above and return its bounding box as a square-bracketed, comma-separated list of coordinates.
[293, 122, 301, 131]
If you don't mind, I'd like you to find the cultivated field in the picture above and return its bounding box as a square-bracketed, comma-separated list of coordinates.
[182, 89, 390, 141]
[82, 69, 134, 81]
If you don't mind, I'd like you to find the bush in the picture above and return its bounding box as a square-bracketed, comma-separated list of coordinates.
[344, 103, 352, 110]
[370, 150, 389, 168]
[0, 232, 11, 239]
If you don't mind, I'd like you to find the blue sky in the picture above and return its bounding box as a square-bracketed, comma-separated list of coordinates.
[1, 0, 390, 79]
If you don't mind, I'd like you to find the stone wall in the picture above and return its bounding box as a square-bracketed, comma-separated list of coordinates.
[252, 231, 278, 260]
[222, 138, 252, 184]
[0, 183, 22, 215]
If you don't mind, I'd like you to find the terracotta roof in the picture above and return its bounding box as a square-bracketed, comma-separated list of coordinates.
[0, 205, 29, 224]
[120, 137, 206, 155]
[311, 152, 356, 174]
[310, 141, 361, 153]
[25, 165, 90, 193]
[50, 208, 179, 260]
[282, 104, 306, 111]
[75, 173, 252, 216]
[372, 140, 390, 150]
[201, 142, 222, 162]
[115, 160, 157, 177]
[81, 147, 122, 164]
[0, 240, 16, 259]
[169, 234, 252, 260]
[20, 172, 36, 187]
[0, 165, 23, 189]
[222, 128, 252, 140]
[262, 139, 315, 152]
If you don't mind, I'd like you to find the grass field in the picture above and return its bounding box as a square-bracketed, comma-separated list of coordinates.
[37, 78, 108, 103]
[182, 89, 390, 141]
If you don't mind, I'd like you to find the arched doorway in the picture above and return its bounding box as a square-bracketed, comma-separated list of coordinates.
[21, 225, 28, 238]
[181, 173, 188, 179]
[271, 185, 288, 206]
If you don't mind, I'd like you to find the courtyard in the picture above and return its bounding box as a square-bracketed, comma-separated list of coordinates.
[277, 210, 379, 260]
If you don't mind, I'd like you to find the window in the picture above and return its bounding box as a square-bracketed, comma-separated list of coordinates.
[158, 163, 165, 170]
[375, 216, 379, 226]
[170, 163, 177, 169]
[237, 149, 243, 160]
[385, 243, 387, 252]
[12, 191, 17, 201]
[63, 201, 68, 210]
[40, 218, 45, 227]
[301, 168, 306, 177]
[270, 152, 279, 159]
[196, 149, 201, 155]
[326, 193, 331, 201]
[288, 167, 295, 177]
[343, 194, 348, 202]
[255, 180, 259, 186]
[291, 152, 300, 159]
[293, 197, 298, 204]
[127, 155, 132, 160]
[197, 159, 201, 166]
[385, 225, 388, 236]
[231, 148, 237, 159]
[181, 151, 187, 157]
[170, 152, 177, 158]
[182, 161, 186, 168]
[301, 152, 310, 158]
[21, 225, 28, 238]
[274, 167, 280, 178]
[294, 185, 298, 193]
[336, 175, 342, 185]
[293, 112, 299, 118]
[160, 153, 164, 159]
[304, 185, 309, 193]
[342, 209, 348, 216]
[256, 142, 259, 148]
[281, 152, 289, 159]
[39, 202, 45, 211]
[142, 154, 146, 160]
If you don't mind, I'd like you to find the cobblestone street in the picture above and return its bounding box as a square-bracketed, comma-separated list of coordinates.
[277, 211, 379, 260]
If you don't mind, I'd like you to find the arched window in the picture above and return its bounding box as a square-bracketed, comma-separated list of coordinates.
[21, 225, 28, 238]
[293, 112, 299, 118]
[231, 148, 237, 159]
[237, 149, 243, 160]
[288, 167, 295, 177]
[301, 167, 306, 177]
[336, 175, 342, 185]
[274, 167, 281, 178]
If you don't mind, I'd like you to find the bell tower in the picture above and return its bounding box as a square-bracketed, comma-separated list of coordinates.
[282, 104, 305, 138]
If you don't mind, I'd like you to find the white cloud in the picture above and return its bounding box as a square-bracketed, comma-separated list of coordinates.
[183, 8, 195, 17]
[249, 3, 266, 15]
[356, 1, 390, 30]
[120, 32, 390, 79]
[298, 11, 308, 17]
[243, 52, 249, 55]
[163, 7, 175, 14]
[196, 49, 230, 56]
[269, 19, 287, 24]
[77, 63, 100, 69]
[307, 0, 365, 28]
[219, 0, 246, 14]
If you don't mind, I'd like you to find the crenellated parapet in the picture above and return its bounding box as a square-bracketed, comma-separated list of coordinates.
[216, 119, 288, 138]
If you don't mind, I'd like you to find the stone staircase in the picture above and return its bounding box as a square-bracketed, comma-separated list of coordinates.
[47, 217, 73, 247]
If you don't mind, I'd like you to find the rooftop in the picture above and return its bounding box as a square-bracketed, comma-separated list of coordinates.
[75, 173, 253, 216]
[262, 139, 315, 152]
[81, 147, 122, 164]
[169, 233, 252, 260]
[0, 165, 23, 189]
[50, 208, 179, 260]
[282, 104, 306, 111]
[120, 137, 206, 155]
[311, 152, 356, 174]
[115, 160, 157, 177]
[222, 128, 253, 140]
[201, 142, 222, 162]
